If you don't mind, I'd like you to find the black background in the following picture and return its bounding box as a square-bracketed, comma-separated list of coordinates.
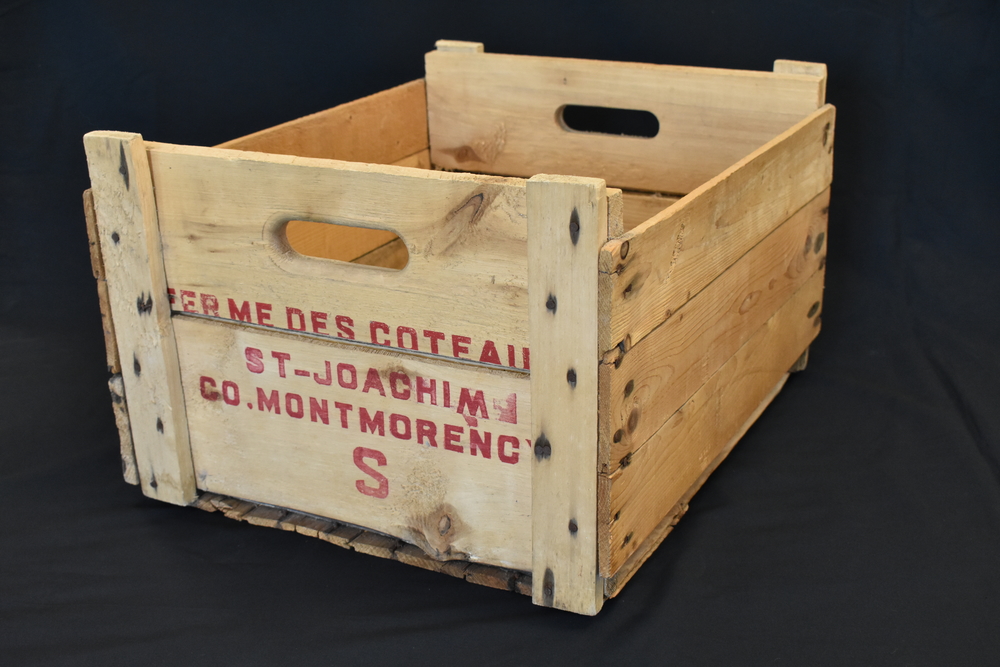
[2, 1, 999, 664]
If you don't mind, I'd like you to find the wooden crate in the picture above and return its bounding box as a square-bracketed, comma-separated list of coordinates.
[83, 40, 833, 615]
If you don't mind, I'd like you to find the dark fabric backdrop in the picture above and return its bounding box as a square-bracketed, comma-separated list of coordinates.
[2, 1, 998, 664]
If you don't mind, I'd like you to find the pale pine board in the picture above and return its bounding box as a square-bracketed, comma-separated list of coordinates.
[147, 143, 536, 367]
[604, 270, 825, 574]
[174, 316, 532, 571]
[426, 44, 825, 194]
[604, 373, 789, 596]
[528, 175, 606, 614]
[599, 104, 835, 356]
[83, 131, 197, 505]
[600, 189, 829, 472]
[217, 79, 428, 163]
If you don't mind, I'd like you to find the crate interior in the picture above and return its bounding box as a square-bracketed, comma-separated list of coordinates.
[212, 46, 822, 270]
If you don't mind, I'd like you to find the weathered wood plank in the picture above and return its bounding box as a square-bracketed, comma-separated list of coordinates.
[605, 269, 824, 574]
[601, 189, 829, 473]
[604, 373, 788, 596]
[107, 374, 139, 485]
[148, 142, 535, 369]
[774, 60, 827, 108]
[527, 175, 605, 614]
[426, 44, 825, 194]
[621, 190, 680, 231]
[83, 131, 197, 505]
[84, 188, 125, 375]
[217, 79, 428, 164]
[599, 104, 835, 355]
[173, 315, 533, 570]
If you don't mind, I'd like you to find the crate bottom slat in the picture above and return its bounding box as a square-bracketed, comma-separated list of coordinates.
[190, 492, 533, 596]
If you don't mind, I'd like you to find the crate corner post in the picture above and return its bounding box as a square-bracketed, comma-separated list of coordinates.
[83, 130, 197, 507]
[527, 174, 608, 615]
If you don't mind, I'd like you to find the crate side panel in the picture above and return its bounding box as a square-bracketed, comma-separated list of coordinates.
[599, 105, 835, 356]
[217, 79, 428, 164]
[601, 188, 829, 472]
[605, 269, 824, 574]
[426, 50, 824, 194]
[174, 316, 532, 571]
[149, 144, 534, 369]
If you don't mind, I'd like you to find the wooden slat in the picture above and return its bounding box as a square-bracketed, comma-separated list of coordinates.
[774, 60, 827, 107]
[83, 131, 197, 506]
[174, 316, 533, 570]
[621, 190, 680, 231]
[599, 104, 835, 356]
[605, 270, 825, 574]
[217, 79, 429, 164]
[283, 149, 430, 264]
[604, 373, 789, 597]
[148, 142, 536, 368]
[83, 189, 122, 374]
[107, 374, 139, 485]
[527, 175, 605, 614]
[190, 492, 532, 596]
[84, 187, 140, 485]
[600, 189, 829, 474]
[426, 44, 825, 194]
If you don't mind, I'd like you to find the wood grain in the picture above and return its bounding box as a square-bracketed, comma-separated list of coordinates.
[604, 373, 789, 596]
[191, 492, 532, 596]
[600, 189, 829, 473]
[217, 79, 428, 164]
[148, 142, 535, 367]
[527, 175, 606, 614]
[426, 45, 825, 194]
[83, 131, 197, 505]
[174, 316, 532, 570]
[604, 269, 824, 574]
[598, 104, 835, 355]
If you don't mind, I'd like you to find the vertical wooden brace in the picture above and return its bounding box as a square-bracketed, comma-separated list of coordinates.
[83, 131, 197, 506]
[528, 174, 606, 615]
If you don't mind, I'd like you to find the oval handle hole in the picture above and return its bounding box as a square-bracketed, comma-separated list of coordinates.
[558, 105, 659, 138]
[285, 220, 408, 270]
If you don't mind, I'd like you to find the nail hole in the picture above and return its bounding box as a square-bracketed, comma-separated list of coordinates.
[566, 368, 577, 388]
[546, 294, 557, 313]
[568, 519, 578, 534]
[133, 355, 141, 377]
[569, 208, 580, 245]
[156, 418, 164, 433]
[534, 434, 552, 460]
[111, 232, 120, 244]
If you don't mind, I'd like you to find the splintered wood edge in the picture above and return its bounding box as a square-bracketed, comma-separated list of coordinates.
[84, 188, 139, 485]
[190, 492, 532, 596]
[604, 372, 790, 598]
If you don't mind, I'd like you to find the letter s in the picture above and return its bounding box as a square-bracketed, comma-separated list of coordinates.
[353, 447, 389, 499]
[245, 347, 264, 373]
